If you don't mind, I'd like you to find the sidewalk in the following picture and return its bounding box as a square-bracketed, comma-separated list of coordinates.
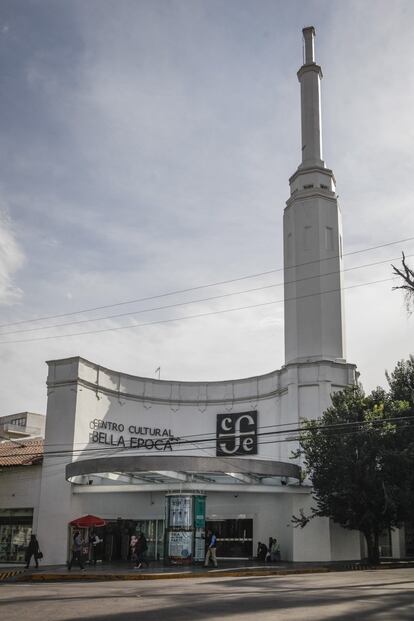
[3, 558, 414, 584]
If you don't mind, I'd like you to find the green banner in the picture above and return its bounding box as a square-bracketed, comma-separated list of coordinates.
[194, 496, 206, 528]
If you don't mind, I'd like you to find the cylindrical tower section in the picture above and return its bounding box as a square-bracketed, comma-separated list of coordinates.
[298, 27, 323, 168]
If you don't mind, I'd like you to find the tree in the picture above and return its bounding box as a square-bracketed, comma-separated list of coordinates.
[386, 355, 414, 405]
[392, 252, 414, 313]
[293, 384, 414, 564]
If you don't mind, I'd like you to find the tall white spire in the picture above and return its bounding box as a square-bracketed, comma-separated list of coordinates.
[283, 27, 346, 366]
[298, 26, 324, 169]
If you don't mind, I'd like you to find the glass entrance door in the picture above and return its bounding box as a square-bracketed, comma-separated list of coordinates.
[100, 519, 165, 562]
[206, 519, 253, 558]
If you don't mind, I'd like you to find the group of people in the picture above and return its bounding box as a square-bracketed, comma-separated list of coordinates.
[26, 530, 278, 570]
[68, 530, 103, 570]
[67, 530, 150, 570]
[257, 537, 280, 562]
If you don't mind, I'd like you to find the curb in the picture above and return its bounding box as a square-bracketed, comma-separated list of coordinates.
[14, 562, 414, 583]
[0, 568, 25, 582]
[15, 568, 333, 583]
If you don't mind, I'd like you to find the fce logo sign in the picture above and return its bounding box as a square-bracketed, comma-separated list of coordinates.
[216, 411, 258, 456]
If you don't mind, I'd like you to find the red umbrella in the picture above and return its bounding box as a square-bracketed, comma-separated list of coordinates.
[69, 514, 107, 528]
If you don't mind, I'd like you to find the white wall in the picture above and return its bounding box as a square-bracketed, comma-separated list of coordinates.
[0, 465, 42, 522]
[330, 520, 361, 561]
[36, 361, 80, 564]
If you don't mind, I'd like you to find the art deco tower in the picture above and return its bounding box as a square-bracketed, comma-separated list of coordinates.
[284, 27, 346, 365]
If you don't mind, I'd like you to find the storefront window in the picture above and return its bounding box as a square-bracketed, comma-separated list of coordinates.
[0, 509, 33, 562]
[135, 519, 164, 560]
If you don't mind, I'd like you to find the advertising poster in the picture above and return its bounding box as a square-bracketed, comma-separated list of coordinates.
[168, 531, 192, 559]
[168, 496, 192, 528]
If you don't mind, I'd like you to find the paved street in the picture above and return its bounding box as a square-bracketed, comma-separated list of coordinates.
[1, 568, 414, 620]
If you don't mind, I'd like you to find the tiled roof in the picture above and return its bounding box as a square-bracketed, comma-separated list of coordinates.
[0, 438, 44, 467]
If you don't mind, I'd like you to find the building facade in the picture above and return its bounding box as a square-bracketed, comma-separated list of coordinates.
[0, 412, 45, 442]
[2, 28, 409, 565]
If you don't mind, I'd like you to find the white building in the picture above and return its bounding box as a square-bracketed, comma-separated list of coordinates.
[0, 28, 410, 565]
[0, 412, 45, 442]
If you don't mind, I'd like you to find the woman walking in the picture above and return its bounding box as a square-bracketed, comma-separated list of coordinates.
[25, 534, 40, 569]
[68, 531, 85, 571]
[134, 533, 149, 569]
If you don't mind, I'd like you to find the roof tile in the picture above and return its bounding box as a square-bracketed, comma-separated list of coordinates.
[0, 438, 44, 467]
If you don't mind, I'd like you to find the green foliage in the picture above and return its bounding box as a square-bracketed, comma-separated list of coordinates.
[295, 380, 414, 564]
[386, 355, 414, 404]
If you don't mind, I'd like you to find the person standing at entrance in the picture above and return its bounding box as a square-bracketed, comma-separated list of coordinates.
[204, 530, 218, 567]
[89, 530, 102, 566]
[134, 532, 149, 569]
[68, 531, 85, 571]
[25, 534, 40, 569]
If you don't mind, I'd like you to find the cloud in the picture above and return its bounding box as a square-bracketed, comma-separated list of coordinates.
[0, 206, 24, 305]
[0, 1, 414, 415]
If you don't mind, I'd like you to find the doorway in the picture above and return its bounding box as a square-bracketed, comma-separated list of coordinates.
[206, 518, 253, 558]
[100, 519, 165, 562]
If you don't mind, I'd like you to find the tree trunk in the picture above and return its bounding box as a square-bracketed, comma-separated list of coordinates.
[364, 530, 380, 565]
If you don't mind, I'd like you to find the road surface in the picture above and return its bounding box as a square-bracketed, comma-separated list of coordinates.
[1, 568, 414, 620]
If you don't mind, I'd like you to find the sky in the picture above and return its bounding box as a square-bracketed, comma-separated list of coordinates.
[0, 0, 414, 416]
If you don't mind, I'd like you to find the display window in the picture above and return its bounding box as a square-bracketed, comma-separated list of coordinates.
[0, 509, 33, 563]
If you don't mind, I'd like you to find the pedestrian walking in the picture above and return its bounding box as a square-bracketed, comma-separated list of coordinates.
[204, 530, 218, 567]
[68, 530, 85, 570]
[130, 534, 138, 562]
[25, 534, 41, 569]
[134, 532, 149, 569]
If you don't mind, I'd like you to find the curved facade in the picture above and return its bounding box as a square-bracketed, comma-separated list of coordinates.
[33, 355, 358, 564]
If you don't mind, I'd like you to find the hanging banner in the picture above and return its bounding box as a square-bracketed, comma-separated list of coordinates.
[194, 496, 206, 528]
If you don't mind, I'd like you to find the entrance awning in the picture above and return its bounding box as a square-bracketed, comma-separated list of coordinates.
[66, 455, 302, 494]
[69, 514, 107, 528]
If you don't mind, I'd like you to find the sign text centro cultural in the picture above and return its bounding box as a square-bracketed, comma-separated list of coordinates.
[88, 418, 179, 451]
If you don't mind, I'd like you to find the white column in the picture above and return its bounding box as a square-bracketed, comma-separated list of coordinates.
[298, 27, 323, 168]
